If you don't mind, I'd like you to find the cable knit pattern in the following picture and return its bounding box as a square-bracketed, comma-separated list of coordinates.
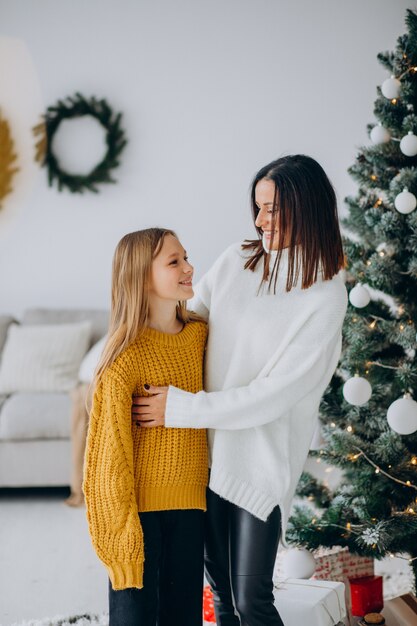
[83, 320, 208, 590]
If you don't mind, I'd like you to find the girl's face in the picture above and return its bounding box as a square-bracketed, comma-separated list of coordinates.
[149, 234, 194, 302]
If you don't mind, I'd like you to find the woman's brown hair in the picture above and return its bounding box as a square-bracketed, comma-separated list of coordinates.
[243, 154, 345, 293]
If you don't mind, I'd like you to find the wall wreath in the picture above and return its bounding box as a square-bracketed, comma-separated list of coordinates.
[0, 111, 19, 209]
[33, 92, 127, 194]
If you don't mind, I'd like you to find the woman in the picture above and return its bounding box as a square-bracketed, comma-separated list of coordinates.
[132, 155, 348, 626]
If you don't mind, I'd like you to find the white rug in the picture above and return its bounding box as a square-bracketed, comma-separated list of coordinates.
[10, 615, 109, 626]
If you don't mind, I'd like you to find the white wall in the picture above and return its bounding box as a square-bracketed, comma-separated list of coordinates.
[0, 0, 411, 318]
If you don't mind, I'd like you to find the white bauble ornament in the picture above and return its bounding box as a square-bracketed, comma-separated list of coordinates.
[394, 188, 417, 214]
[349, 284, 371, 308]
[282, 548, 316, 579]
[381, 76, 401, 99]
[400, 132, 417, 157]
[387, 395, 417, 435]
[343, 376, 372, 406]
[370, 124, 391, 144]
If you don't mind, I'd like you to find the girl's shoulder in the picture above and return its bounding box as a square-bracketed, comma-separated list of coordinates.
[185, 319, 208, 340]
[100, 342, 141, 388]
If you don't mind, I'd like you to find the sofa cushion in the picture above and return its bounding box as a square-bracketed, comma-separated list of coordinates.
[0, 392, 71, 440]
[0, 315, 16, 356]
[0, 321, 91, 393]
[78, 335, 107, 383]
[22, 308, 109, 348]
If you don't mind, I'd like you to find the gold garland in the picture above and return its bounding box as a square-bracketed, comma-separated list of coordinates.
[0, 111, 19, 209]
[33, 120, 47, 165]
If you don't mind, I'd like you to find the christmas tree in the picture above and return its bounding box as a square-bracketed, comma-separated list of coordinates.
[287, 9, 417, 590]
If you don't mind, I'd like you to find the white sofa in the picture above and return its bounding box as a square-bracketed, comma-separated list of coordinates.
[0, 308, 108, 487]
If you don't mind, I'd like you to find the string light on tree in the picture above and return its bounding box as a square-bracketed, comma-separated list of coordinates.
[387, 394, 417, 435]
[381, 75, 401, 99]
[376, 242, 395, 257]
[400, 131, 417, 156]
[349, 283, 371, 308]
[343, 375, 372, 406]
[394, 188, 417, 214]
[370, 124, 391, 144]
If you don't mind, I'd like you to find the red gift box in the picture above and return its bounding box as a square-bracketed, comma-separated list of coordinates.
[203, 585, 216, 623]
[349, 575, 383, 616]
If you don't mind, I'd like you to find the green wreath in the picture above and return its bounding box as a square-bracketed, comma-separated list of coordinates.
[33, 92, 127, 194]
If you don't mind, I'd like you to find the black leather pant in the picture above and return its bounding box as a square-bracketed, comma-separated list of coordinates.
[205, 488, 285, 626]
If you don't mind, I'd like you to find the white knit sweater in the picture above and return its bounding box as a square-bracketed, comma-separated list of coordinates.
[165, 241, 347, 539]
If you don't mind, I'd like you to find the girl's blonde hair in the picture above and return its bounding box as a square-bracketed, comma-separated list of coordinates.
[90, 227, 203, 401]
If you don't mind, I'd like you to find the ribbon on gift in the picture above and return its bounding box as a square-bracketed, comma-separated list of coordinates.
[274, 578, 348, 626]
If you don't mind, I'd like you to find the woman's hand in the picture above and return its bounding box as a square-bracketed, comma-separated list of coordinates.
[132, 386, 168, 427]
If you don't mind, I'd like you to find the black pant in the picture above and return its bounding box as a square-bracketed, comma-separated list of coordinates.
[109, 509, 205, 626]
[204, 488, 285, 626]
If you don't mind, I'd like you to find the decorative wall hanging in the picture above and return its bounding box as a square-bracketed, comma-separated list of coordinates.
[33, 93, 127, 194]
[0, 111, 19, 208]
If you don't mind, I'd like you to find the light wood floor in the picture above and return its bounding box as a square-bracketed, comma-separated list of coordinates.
[0, 488, 107, 625]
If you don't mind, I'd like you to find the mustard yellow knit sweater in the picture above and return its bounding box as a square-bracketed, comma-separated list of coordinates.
[83, 320, 208, 591]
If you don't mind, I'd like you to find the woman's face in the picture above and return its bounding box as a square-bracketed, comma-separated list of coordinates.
[254, 178, 290, 251]
[149, 234, 194, 302]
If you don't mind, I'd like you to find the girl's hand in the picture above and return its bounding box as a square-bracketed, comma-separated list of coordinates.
[131, 386, 168, 428]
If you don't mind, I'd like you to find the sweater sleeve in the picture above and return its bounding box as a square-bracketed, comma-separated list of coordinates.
[83, 372, 144, 590]
[165, 309, 344, 431]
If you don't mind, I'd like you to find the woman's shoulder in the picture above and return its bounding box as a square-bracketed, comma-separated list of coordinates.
[213, 240, 247, 263]
[305, 272, 348, 321]
[317, 271, 348, 302]
[205, 241, 250, 277]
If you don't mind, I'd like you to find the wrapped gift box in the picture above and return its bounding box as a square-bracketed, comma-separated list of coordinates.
[350, 575, 383, 616]
[203, 579, 347, 626]
[274, 546, 373, 583]
[274, 546, 374, 621]
[382, 592, 417, 625]
[312, 546, 375, 620]
[313, 546, 374, 581]
[273, 578, 348, 626]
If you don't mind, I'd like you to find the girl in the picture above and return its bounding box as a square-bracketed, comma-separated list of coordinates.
[83, 228, 208, 626]
[132, 155, 348, 626]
